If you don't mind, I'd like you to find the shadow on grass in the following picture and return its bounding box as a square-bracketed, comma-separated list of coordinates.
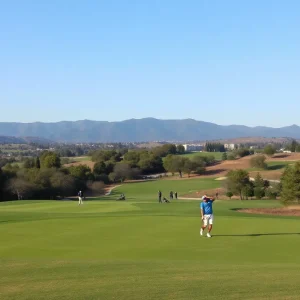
[267, 163, 287, 171]
[273, 154, 290, 159]
[214, 233, 300, 237]
[204, 169, 226, 176]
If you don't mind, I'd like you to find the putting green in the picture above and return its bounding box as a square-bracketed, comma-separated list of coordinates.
[1, 179, 300, 300]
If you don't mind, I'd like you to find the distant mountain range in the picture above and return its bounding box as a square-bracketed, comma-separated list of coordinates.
[0, 118, 300, 143]
[0, 136, 53, 144]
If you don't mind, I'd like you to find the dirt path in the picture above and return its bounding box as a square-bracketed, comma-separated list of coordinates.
[104, 185, 121, 195]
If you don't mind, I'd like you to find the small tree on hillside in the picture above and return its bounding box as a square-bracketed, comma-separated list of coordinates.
[227, 153, 236, 160]
[35, 157, 41, 169]
[280, 162, 300, 204]
[113, 163, 132, 182]
[253, 173, 265, 199]
[182, 159, 196, 177]
[226, 191, 233, 199]
[93, 161, 107, 175]
[250, 155, 267, 169]
[263, 145, 276, 157]
[222, 152, 227, 161]
[242, 183, 254, 200]
[226, 169, 250, 200]
[176, 144, 185, 154]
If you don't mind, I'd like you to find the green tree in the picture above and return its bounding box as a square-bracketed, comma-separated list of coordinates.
[227, 153, 236, 160]
[265, 187, 278, 199]
[68, 165, 94, 181]
[93, 161, 107, 175]
[250, 155, 267, 169]
[123, 151, 140, 168]
[280, 162, 300, 204]
[91, 150, 122, 162]
[235, 148, 250, 158]
[263, 145, 276, 157]
[23, 158, 35, 169]
[170, 156, 186, 177]
[226, 169, 250, 200]
[50, 172, 75, 198]
[253, 173, 265, 199]
[222, 152, 227, 161]
[176, 144, 185, 154]
[182, 159, 195, 177]
[35, 157, 41, 169]
[163, 154, 176, 175]
[138, 154, 164, 174]
[242, 183, 254, 200]
[226, 191, 233, 199]
[192, 156, 206, 174]
[40, 151, 61, 169]
[163, 155, 185, 177]
[113, 163, 133, 182]
[291, 140, 298, 152]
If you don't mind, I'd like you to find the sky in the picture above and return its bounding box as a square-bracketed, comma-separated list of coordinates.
[1, 0, 300, 127]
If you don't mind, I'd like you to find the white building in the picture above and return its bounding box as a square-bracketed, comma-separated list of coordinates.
[182, 144, 204, 152]
[224, 143, 238, 150]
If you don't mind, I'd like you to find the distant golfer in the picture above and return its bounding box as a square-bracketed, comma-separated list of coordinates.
[200, 195, 215, 238]
[158, 190, 162, 203]
[78, 190, 83, 205]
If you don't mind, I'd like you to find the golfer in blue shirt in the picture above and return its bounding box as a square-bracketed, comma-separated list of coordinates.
[200, 195, 215, 238]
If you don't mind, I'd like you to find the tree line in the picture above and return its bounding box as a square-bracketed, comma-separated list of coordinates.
[0, 151, 104, 201]
[224, 162, 300, 204]
[204, 143, 226, 152]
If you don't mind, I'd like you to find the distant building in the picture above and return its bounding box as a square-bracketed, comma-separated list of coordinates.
[182, 144, 204, 152]
[224, 143, 236, 150]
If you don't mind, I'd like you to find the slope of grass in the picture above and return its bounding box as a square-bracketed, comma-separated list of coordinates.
[247, 161, 294, 172]
[180, 151, 224, 160]
[67, 156, 91, 162]
[1, 179, 300, 300]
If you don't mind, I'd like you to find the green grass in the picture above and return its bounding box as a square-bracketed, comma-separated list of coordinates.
[1, 178, 300, 299]
[266, 161, 294, 170]
[180, 151, 224, 160]
[62, 156, 91, 163]
[248, 161, 294, 172]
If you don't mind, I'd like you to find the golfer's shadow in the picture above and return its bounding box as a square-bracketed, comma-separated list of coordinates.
[214, 233, 300, 237]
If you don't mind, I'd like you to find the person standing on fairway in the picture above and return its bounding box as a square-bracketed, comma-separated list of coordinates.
[78, 190, 83, 205]
[200, 195, 215, 238]
[158, 190, 162, 203]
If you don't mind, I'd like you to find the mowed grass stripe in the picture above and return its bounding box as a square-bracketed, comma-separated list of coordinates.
[1, 178, 300, 299]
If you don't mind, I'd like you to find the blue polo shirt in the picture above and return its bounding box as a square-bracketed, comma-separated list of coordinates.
[200, 200, 213, 215]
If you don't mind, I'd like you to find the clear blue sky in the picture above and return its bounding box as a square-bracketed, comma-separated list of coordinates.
[1, 0, 299, 127]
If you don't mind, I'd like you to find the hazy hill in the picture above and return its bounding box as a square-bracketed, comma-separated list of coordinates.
[0, 118, 300, 143]
[0, 136, 53, 144]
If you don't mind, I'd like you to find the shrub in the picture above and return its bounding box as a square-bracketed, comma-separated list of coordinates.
[226, 191, 233, 199]
[250, 155, 267, 169]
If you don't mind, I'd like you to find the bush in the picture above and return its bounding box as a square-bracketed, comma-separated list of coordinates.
[265, 188, 278, 199]
[227, 153, 236, 160]
[195, 166, 206, 175]
[263, 145, 276, 157]
[226, 191, 233, 199]
[235, 148, 250, 158]
[250, 155, 267, 169]
[94, 174, 110, 184]
[254, 187, 265, 199]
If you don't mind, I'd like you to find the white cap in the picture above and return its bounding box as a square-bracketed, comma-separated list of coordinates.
[202, 195, 206, 200]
